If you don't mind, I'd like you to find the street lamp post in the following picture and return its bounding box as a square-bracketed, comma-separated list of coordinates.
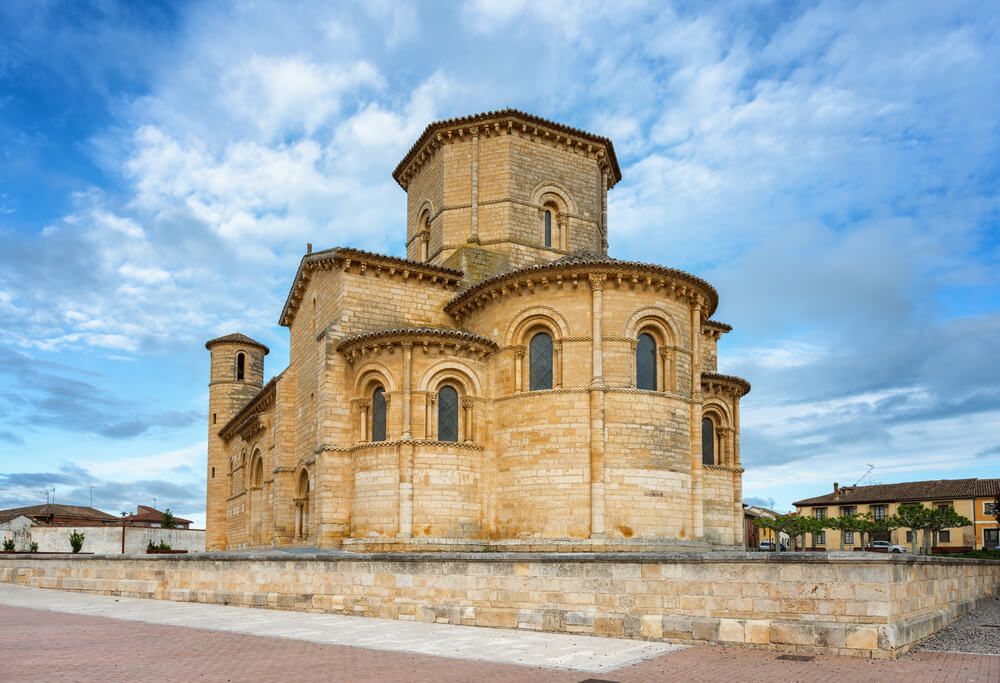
[121, 512, 127, 554]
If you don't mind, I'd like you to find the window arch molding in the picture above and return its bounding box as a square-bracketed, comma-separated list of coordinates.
[701, 405, 732, 468]
[505, 309, 567, 393]
[352, 363, 396, 443]
[248, 449, 264, 489]
[623, 308, 683, 392]
[414, 199, 434, 262]
[530, 184, 574, 251]
[417, 361, 481, 443]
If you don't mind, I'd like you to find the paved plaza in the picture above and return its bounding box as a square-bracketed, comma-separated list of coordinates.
[0, 583, 997, 682]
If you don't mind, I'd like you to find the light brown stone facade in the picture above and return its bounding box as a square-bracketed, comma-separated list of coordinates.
[206, 109, 750, 552]
[3, 553, 997, 659]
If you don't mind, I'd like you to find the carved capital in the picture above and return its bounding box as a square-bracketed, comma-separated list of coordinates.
[400, 340, 413, 349]
[461, 397, 475, 408]
[588, 273, 607, 291]
[358, 399, 371, 409]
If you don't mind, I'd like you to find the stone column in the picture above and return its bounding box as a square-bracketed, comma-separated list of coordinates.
[589, 273, 607, 539]
[359, 399, 370, 443]
[600, 168, 609, 254]
[658, 347, 669, 392]
[470, 130, 480, 243]
[401, 342, 413, 439]
[554, 340, 563, 387]
[462, 398, 475, 443]
[399, 441, 413, 538]
[590, 274, 606, 388]
[424, 393, 435, 440]
[689, 298, 704, 541]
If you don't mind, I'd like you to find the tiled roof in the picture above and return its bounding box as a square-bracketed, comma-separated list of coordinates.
[446, 250, 719, 317]
[0, 504, 120, 525]
[974, 479, 1000, 498]
[279, 247, 463, 328]
[793, 478, 993, 507]
[335, 327, 499, 352]
[393, 109, 622, 188]
[702, 372, 751, 396]
[123, 505, 192, 525]
[205, 333, 270, 354]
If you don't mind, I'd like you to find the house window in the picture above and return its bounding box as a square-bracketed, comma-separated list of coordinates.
[636, 333, 656, 391]
[815, 531, 826, 545]
[844, 530, 855, 544]
[371, 387, 387, 442]
[986, 502, 996, 516]
[701, 418, 715, 466]
[236, 352, 246, 381]
[937, 503, 951, 512]
[840, 506, 856, 516]
[544, 210, 552, 247]
[938, 530, 951, 543]
[529, 332, 553, 391]
[905, 530, 913, 543]
[814, 508, 827, 520]
[438, 385, 459, 442]
[872, 504, 887, 521]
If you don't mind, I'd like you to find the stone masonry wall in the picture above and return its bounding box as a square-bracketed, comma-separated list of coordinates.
[1, 553, 996, 659]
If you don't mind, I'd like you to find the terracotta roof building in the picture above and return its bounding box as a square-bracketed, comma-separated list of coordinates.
[794, 478, 1000, 551]
[0, 504, 120, 527]
[123, 505, 193, 529]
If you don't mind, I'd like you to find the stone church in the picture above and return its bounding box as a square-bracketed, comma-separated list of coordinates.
[205, 109, 749, 552]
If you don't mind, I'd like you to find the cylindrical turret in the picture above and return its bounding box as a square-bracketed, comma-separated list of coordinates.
[205, 333, 268, 550]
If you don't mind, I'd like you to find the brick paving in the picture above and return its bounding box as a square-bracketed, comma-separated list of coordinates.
[2, 604, 998, 682]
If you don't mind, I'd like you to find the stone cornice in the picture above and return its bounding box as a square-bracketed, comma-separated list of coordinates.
[701, 372, 751, 398]
[335, 327, 498, 363]
[279, 247, 464, 328]
[218, 373, 281, 439]
[445, 257, 718, 322]
[315, 439, 486, 453]
[702, 320, 732, 340]
[393, 109, 622, 191]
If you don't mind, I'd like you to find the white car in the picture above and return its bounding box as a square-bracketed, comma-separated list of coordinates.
[867, 540, 906, 553]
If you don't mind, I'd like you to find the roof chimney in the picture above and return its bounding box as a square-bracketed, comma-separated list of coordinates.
[306, 243, 313, 254]
[833, 482, 839, 500]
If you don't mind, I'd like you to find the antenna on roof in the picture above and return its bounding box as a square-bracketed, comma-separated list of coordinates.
[853, 465, 875, 487]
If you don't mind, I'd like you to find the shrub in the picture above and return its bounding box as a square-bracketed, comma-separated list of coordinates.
[69, 530, 85, 553]
[147, 540, 156, 551]
[157, 540, 171, 550]
[2, 538, 14, 552]
[29, 542, 38, 552]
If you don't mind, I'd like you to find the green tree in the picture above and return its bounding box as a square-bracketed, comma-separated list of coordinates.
[2, 538, 14, 552]
[895, 504, 931, 554]
[922, 506, 972, 554]
[68, 530, 85, 553]
[824, 514, 864, 551]
[160, 509, 176, 529]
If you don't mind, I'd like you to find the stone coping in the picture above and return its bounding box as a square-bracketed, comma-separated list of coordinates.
[8, 550, 997, 565]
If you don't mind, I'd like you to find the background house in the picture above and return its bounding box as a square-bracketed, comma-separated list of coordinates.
[794, 478, 1000, 551]
[123, 505, 192, 529]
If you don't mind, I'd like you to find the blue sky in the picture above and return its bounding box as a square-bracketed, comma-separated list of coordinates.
[1, 0, 998, 526]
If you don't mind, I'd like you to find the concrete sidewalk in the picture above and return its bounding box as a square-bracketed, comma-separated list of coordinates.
[0, 583, 680, 673]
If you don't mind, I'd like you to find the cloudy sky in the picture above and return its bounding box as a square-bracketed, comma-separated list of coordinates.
[1, 0, 997, 526]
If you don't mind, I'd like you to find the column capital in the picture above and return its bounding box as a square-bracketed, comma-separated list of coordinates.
[588, 273, 607, 290]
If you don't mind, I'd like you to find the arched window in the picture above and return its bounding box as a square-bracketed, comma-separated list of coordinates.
[544, 210, 552, 247]
[702, 418, 715, 466]
[236, 353, 246, 381]
[438, 385, 459, 442]
[529, 332, 553, 391]
[371, 387, 386, 442]
[636, 333, 657, 391]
